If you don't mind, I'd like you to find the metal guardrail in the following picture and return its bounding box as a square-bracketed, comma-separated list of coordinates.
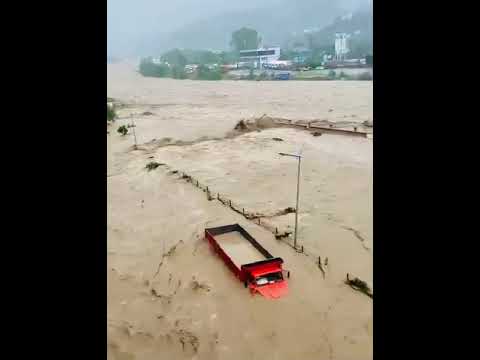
[274, 120, 371, 138]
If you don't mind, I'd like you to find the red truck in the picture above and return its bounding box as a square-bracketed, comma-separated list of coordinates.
[205, 224, 289, 299]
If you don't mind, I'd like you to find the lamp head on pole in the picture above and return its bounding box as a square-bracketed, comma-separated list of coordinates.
[278, 152, 301, 159]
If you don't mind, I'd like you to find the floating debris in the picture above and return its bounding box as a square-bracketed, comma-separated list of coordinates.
[275, 231, 291, 240]
[318, 256, 326, 279]
[206, 189, 214, 201]
[363, 120, 373, 127]
[174, 329, 199, 353]
[234, 119, 247, 130]
[345, 273, 373, 299]
[191, 276, 211, 292]
[146, 162, 165, 171]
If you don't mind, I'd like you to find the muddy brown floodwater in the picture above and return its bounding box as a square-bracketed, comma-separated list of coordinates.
[108, 61, 373, 360]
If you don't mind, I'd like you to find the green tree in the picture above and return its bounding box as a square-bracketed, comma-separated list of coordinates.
[139, 58, 169, 77]
[196, 65, 222, 80]
[218, 51, 238, 65]
[171, 65, 187, 79]
[230, 27, 261, 52]
[107, 104, 116, 122]
[348, 40, 373, 59]
[179, 49, 222, 65]
[279, 50, 295, 61]
[197, 51, 220, 65]
[357, 72, 372, 80]
[366, 54, 373, 66]
[160, 49, 187, 68]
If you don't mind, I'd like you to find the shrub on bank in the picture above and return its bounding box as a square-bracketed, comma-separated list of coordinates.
[257, 71, 269, 80]
[117, 125, 128, 136]
[357, 72, 373, 80]
[196, 65, 222, 80]
[139, 58, 221, 80]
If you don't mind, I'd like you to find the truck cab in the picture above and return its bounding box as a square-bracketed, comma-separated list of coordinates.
[242, 258, 289, 299]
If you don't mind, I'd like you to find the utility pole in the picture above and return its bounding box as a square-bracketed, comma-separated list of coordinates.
[279, 151, 302, 251]
[130, 113, 137, 149]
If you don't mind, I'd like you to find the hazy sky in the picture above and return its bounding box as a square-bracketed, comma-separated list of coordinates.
[107, 0, 371, 57]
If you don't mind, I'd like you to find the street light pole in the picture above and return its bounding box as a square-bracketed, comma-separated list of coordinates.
[130, 113, 137, 149]
[294, 154, 301, 249]
[131, 97, 138, 149]
[279, 152, 302, 250]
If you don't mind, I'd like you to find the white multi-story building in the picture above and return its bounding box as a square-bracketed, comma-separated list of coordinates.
[335, 33, 350, 61]
[239, 47, 281, 69]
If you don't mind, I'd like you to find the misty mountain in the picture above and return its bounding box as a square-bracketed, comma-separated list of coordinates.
[156, 0, 350, 52]
[310, 9, 373, 49]
[108, 0, 286, 57]
[107, 0, 371, 57]
[283, 6, 372, 58]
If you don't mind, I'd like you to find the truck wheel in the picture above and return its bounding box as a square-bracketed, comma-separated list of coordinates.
[287, 271, 290, 278]
[244, 281, 248, 288]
